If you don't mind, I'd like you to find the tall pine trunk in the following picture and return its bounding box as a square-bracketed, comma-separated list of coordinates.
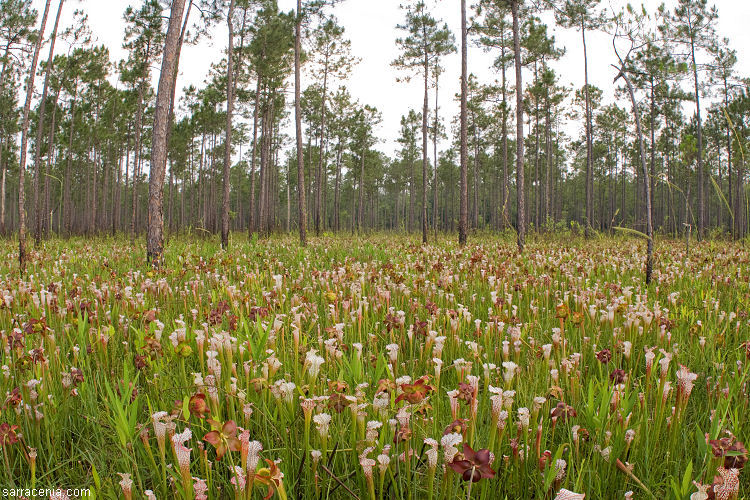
[334, 147, 341, 231]
[617, 68, 653, 284]
[221, 0, 235, 249]
[544, 97, 552, 226]
[0, 44, 11, 235]
[458, 0, 468, 246]
[249, 78, 261, 235]
[147, 0, 187, 265]
[582, 23, 593, 237]
[33, 0, 65, 245]
[294, 0, 307, 245]
[316, 50, 330, 236]
[18, 0, 52, 273]
[421, 43, 429, 244]
[512, 0, 525, 253]
[63, 86, 77, 235]
[690, 38, 704, 240]
[432, 66, 440, 233]
[358, 144, 365, 232]
[131, 84, 144, 242]
[43, 87, 61, 236]
[501, 40, 509, 229]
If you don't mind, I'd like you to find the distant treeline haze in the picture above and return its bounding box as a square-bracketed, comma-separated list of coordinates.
[1, 0, 748, 265]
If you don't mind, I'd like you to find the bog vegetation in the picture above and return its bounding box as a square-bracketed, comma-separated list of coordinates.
[1, 0, 749, 498]
[0, 234, 747, 499]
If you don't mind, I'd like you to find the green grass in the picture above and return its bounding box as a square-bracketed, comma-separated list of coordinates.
[0, 233, 747, 499]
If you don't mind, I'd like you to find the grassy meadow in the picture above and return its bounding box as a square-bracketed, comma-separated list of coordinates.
[0, 234, 747, 499]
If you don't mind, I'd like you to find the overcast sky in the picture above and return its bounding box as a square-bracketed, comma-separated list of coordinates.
[30, 0, 750, 158]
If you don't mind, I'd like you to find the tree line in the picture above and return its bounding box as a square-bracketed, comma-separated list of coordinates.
[1, 0, 748, 269]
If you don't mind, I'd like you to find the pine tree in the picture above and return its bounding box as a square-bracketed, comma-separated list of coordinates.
[146, 0, 187, 265]
[18, 0, 52, 274]
[393, 1, 454, 244]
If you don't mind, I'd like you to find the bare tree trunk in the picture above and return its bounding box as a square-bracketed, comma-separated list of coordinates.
[689, 39, 704, 240]
[221, 0, 235, 249]
[168, 167, 174, 233]
[114, 144, 123, 235]
[545, 98, 552, 226]
[0, 146, 5, 236]
[258, 106, 270, 234]
[420, 42, 429, 244]
[738, 135, 745, 239]
[473, 116, 480, 229]
[33, 0, 65, 245]
[512, 0, 525, 253]
[122, 135, 130, 233]
[258, 111, 268, 234]
[458, 0, 468, 246]
[315, 50, 330, 236]
[294, 0, 307, 246]
[351, 174, 356, 234]
[90, 96, 100, 234]
[616, 68, 653, 284]
[180, 178, 185, 230]
[501, 39, 509, 230]
[0, 44, 10, 236]
[19, 0, 52, 273]
[582, 23, 593, 238]
[131, 84, 144, 242]
[247, 81, 261, 235]
[44, 88, 60, 237]
[209, 132, 217, 232]
[408, 149, 414, 233]
[533, 64, 540, 229]
[649, 79, 656, 231]
[321, 146, 328, 231]
[64, 88, 76, 235]
[101, 142, 110, 232]
[147, 0, 187, 265]
[432, 66, 440, 234]
[334, 147, 341, 231]
[166, 0, 193, 150]
[358, 144, 365, 232]
[723, 78, 734, 236]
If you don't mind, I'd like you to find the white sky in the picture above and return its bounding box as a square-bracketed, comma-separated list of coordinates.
[29, 0, 750, 159]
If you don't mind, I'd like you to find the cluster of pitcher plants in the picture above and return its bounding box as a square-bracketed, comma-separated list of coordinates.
[0, 235, 746, 499]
